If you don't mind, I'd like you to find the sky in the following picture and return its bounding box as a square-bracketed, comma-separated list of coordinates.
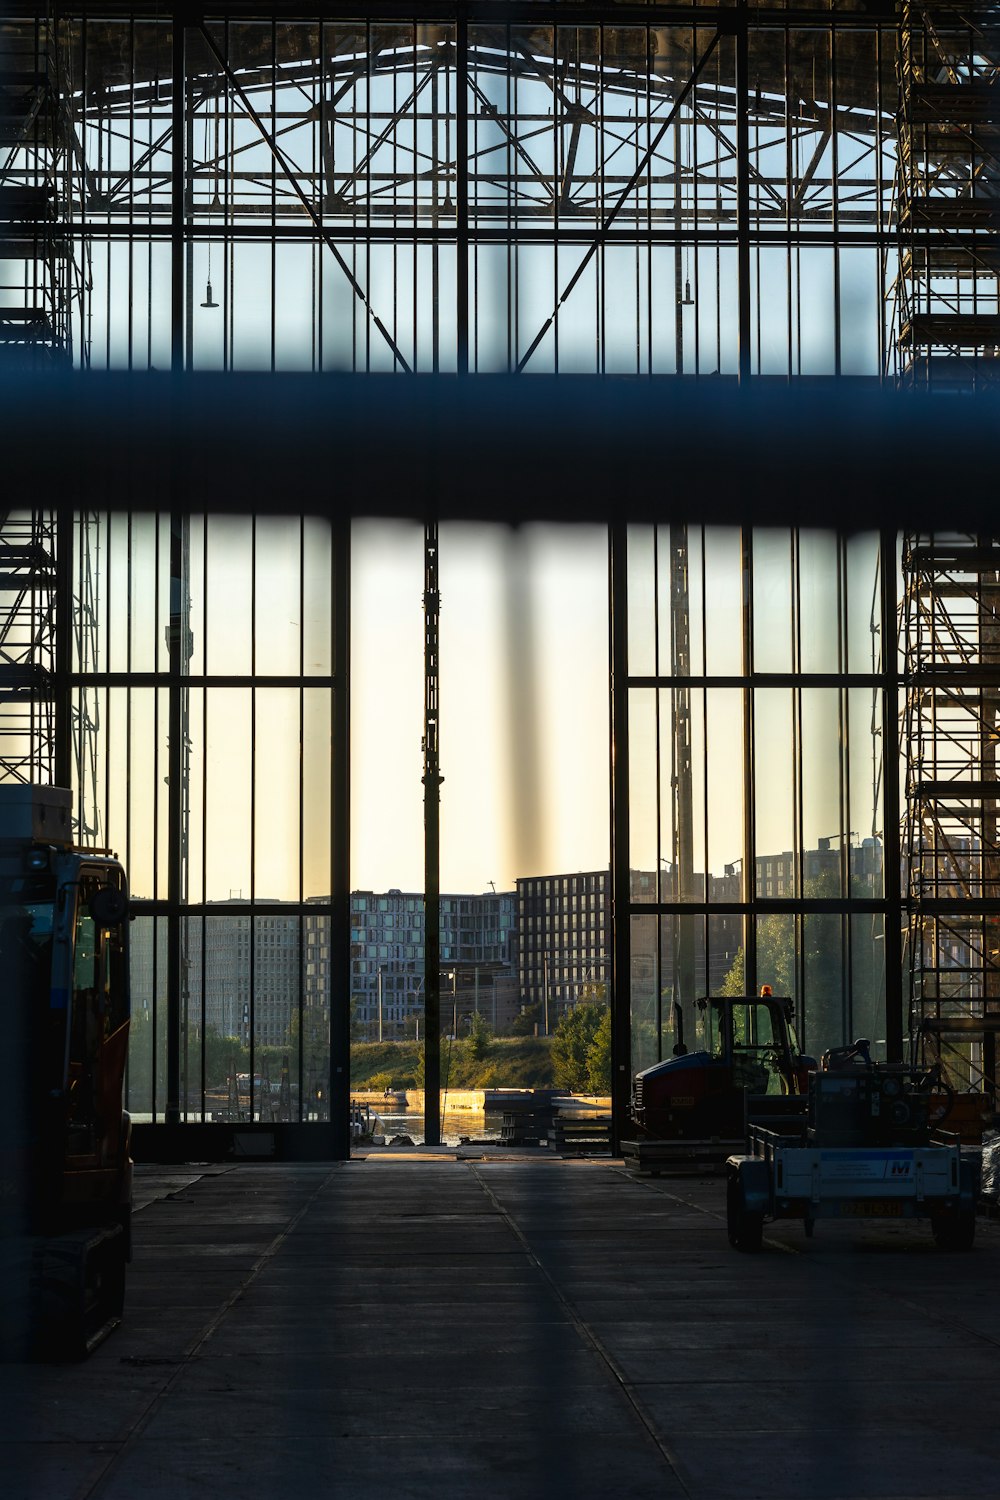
[350, 520, 611, 894]
[85, 515, 880, 904]
[90, 514, 610, 901]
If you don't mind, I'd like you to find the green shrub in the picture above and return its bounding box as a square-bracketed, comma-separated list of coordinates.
[586, 1008, 612, 1093]
[363, 1071, 395, 1091]
[551, 1004, 606, 1091]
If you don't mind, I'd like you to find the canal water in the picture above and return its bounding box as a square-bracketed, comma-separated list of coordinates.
[368, 1105, 503, 1147]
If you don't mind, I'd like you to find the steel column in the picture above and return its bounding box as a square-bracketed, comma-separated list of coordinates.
[53, 512, 73, 794]
[423, 523, 442, 1146]
[742, 526, 757, 992]
[170, 16, 184, 372]
[735, 0, 752, 382]
[609, 521, 632, 1152]
[671, 525, 696, 1043]
[165, 514, 186, 1124]
[456, 9, 469, 375]
[880, 528, 903, 1062]
[331, 516, 352, 1157]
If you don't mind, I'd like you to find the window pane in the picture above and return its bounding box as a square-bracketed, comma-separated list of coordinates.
[801, 688, 844, 896]
[704, 529, 744, 677]
[804, 913, 845, 1059]
[798, 532, 841, 674]
[753, 531, 793, 674]
[851, 914, 886, 1061]
[754, 689, 795, 893]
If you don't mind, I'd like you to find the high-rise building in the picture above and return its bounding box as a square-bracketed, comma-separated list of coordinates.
[346, 888, 518, 1035]
[517, 871, 611, 1028]
[756, 838, 884, 899]
[186, 903, 304, 1049]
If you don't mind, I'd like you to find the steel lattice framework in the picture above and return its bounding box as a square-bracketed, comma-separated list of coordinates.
[1, 6, 996, 378]
[0, 8, 907, 377]
[0, 509, 58, 787]
[902, 532, 1000, 1101]
[894, 1, 1000, 388]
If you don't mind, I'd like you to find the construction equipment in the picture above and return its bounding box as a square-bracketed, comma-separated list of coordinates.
[726, 1040, 978, 1252]
[0, 784, 132, 1357]
[628, 991, 814, 1169]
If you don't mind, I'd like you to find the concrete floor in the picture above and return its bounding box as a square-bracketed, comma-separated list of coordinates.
[4, 1150, 999, 1500]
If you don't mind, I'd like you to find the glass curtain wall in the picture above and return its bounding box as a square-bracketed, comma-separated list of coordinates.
[619, 524, 894, 1088]
[0, 6, 908, 1149]
[0, 8, 897, 375]
[66, 512, 348, 1144]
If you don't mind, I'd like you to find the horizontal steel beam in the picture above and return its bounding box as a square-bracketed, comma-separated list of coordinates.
[0, 1, 901, 29]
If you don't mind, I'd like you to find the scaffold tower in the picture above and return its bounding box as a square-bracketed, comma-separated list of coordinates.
[895, 1, 1000, 389]
[0, 25, 101, 830]
[0, 17, 79, 365]
[0, 509, 58, 786]
[0, 510, 103, 843]
[902, 533, 1000, 1103]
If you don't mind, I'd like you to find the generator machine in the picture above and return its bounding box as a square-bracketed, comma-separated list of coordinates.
[0, 785, 132, 1357]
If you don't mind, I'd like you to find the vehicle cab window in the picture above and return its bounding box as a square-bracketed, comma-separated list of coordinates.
[67, 871, 128, 1153]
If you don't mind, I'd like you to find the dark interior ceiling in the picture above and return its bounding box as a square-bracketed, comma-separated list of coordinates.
[7, 370, 993, 531]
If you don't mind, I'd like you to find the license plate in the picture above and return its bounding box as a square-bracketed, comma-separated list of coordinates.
[838, 1199, 905, 1218]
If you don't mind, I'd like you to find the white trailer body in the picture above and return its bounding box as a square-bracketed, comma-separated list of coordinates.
[726, 1128, 978, 1251]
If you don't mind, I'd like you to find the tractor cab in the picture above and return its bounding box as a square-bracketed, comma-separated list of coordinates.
[632, 991, 814, 1142]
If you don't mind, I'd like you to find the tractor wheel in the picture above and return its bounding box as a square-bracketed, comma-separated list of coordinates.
[727, 1172, 763, 1252]
[932, 1208, 976, 1252]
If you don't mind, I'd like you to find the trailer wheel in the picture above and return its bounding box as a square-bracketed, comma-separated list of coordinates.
[727, 1172, 763, 1252]
[932, 1208, 975, 1251]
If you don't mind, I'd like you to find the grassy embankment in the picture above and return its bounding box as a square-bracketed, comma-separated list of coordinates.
[351, 1036, 555, 1090]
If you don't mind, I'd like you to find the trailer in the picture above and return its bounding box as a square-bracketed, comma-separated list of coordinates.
[726, 1046, 979, 1252]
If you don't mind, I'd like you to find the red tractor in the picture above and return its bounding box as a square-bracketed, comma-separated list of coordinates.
[631, 991, 815, 1158]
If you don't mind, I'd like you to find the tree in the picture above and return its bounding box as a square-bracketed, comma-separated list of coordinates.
[466, 1011, 491, 1061]
[586, 1007, 612, 1093]
[716, 869, 846, 1057]
[124, 1006, 165, 1111]
[414, 1037, 454, 1089]
[718, 948, 746, 997]
[551, 1003, 606, 1091]
[510, 1001, 542, 1036]
[203, 1026, 246, 1091]
[288, 1007, 330, 1096]
[349, 995, 367, 1042]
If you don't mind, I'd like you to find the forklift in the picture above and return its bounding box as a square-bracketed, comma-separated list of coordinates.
[0, 785, 132, 1358]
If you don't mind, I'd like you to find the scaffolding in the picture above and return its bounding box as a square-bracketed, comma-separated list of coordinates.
[0, 23, 100, 833]
[895, 2, 1000, 388]
[0, 509, 58, 786]
[0, 509, 104, 843]
[902, 534, 1000, 1102]
[0, 18, 78, 365]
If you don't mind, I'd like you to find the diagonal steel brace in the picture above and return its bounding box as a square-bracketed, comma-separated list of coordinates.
[198, 22, 411, 372]
[517, 32, 722, 373]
